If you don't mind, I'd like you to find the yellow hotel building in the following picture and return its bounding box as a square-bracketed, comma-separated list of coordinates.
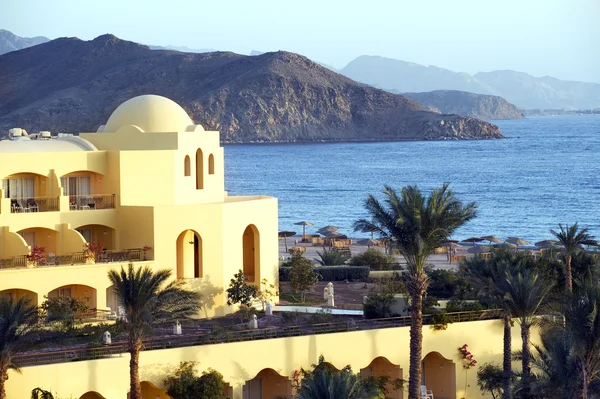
[0, 94, 279, 317]
[0, 95, 513, 399]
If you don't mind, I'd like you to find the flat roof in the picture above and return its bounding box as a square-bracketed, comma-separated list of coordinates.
[0, 136, 98, 153]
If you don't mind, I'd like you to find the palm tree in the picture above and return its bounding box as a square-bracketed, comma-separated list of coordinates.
[30, 388, 55, 399]
[462, 251, 522, 399]
[0, 296, 38, 399]
[528, 278, 600, 398]
[550, 223, 596, 292]
[108, 264, 202, 399]
[296, 365, 381, 399]
[503, 269, 553, 399]
[354, 184, 477, 399]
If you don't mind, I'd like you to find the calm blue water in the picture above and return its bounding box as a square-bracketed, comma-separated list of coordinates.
[224, 116, 600, 242]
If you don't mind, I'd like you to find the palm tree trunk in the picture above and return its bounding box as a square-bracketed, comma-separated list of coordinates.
[0, 364, 8, 399]
[502, 314, 512, 399]
[129, 344, 142, 399]
[408, 290, 424, 399]
[521, 325, 531, 399]
[565, 255, 573, 293]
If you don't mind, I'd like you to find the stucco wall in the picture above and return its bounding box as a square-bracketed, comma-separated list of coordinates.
[5, 319, 523, 399]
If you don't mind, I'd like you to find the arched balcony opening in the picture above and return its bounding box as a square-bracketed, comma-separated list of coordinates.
[184, 155, 191, 176]
[422, 352, 456, 399]
[208, 153, 215, 175]
[243, 368, 292, 399]
[75, 224, 116, 251]
[3, 172, 59, 212]
[176, 230, 203, 279]
[0, 289, 39, 305]
[196, 148, 204, 190]
[17, 227, 58, 256]
[61, 171, 115, 210]
[106, 285, 119, 316]
[360, 357, 404, 399]
[48, 284, 97, 310]
[243, 224, 260, 283]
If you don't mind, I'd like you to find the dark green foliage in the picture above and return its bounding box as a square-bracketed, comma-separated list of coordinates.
[477, 363, 504, 399]
[363, 292, 395, 319]
[429, 311, 451, 330]
[445, 299, 485, 313]
[348, 248, 395, 270]
[41, 295, 89, 330]
[280, 266, 370, 282]
[427, 269, 458, 298]
[226, 269, 258, 307]
[316, 248, 350, 266]
[286, 250, 320, 302]
[30, 388, 55, 399]
[296, 355, 384, 399]
[164, 362, 225, 399]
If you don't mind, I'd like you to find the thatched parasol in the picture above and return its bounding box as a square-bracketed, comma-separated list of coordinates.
[462, 237, 485, 246]
[534, 240, 560, 248]
[318, 225, 340, 234]
[481, 235, 503, 244]
[294, 221, 314, 237]
[506, 237, 531, 247]
[278, 231, 296, 252]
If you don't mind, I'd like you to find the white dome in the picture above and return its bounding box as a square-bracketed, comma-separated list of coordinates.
[103, 95, 194, 133]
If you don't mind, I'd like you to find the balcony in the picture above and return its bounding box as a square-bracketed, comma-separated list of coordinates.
[69, 194, 116, 211]
[10, 196, 60, 213]
[0, 248, 147, 270]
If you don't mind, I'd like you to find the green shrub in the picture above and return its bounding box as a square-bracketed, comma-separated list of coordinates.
[316, 248, 350, 266]
[280, 266, 369, 282]
[363, 292, 395, 319]
[349, 248, 396, 270]
[445, 299, 485, 313]
[477, 363, 504, 399]
[164, 362, 225, 399]
[369, 270, 403, 281]
[429, 311, 451, 330]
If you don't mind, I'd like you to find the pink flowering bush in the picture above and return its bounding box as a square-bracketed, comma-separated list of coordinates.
[458, 344, 478, 369]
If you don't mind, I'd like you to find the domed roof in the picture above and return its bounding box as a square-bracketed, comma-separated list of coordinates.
[103, 95, 194, 133]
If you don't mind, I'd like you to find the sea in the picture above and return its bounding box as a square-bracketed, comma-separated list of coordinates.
[224, 115, 600, 243]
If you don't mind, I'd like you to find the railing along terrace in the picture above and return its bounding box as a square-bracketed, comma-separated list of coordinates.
[14, 310, 498, 367]
[10, 196, 60, 213]
[0, 249, 146, 270]
[69, 194, 116, 210]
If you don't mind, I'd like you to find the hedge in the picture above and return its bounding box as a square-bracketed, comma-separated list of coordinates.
[279, 266, 370, 282]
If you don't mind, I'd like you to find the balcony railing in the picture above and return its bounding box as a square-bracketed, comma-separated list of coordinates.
[69, 194, 116, 211]
[10, 196, 59, 213]
[0, 248, 147, 270]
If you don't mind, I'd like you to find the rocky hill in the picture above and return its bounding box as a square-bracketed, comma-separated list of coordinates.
[0, 29, 49, 55]
[341, 55, 600, 110]
[402, 90, 524, 120]
[0, 35, 503, 142]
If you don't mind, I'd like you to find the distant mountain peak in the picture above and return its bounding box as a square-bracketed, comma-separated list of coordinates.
[0, 29, 50, 55]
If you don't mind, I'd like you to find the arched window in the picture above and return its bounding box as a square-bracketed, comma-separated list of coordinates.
[196, 149, 204, 189]
[184, 155, 191, 176]
[243, 224, 260, 282]
[208, 154, 215, 175]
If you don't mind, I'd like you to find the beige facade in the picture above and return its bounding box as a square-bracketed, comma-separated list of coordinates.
[0, 94, 279, 317]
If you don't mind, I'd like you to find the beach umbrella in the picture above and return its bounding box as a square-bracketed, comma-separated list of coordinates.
[534, 240, 560, 248]
[468, 245, 492, 254]
[278, 231, 296, 252]
[294, 221, 314, 237]
[440, 239, 459, 245]
[506, 237, 531, 246]
[318, 225, 340, 234]
[481, 235, 503, 244]
[463, 237, 485, 246]
[324, 231, 346, 239]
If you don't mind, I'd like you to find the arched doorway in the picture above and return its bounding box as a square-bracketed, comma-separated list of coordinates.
[243, 368, 292, 399]
[422, 352, 456, 399]
[106, 285, 118, 314]
[243, 225, 260, 283]
[176, 230, 203, 279]
[360, 357, 404, 399]
[48, 284, 97, 309]
[0, 289, 38, 305]
[196, 148, 204, 189]
[79, 392, 106, 399]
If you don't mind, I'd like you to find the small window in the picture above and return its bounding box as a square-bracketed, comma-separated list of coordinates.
[208, 154, 215, 175]
[184, 155, 191, 176]
[196, 149, 204, 189]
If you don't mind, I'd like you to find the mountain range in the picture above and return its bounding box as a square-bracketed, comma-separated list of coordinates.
[0, 34, 503, 142]
[3, 30, 597, 110]
[340, 56, 600, 110]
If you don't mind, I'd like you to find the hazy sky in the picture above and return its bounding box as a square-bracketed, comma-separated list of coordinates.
[3, 0, 599, 82]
